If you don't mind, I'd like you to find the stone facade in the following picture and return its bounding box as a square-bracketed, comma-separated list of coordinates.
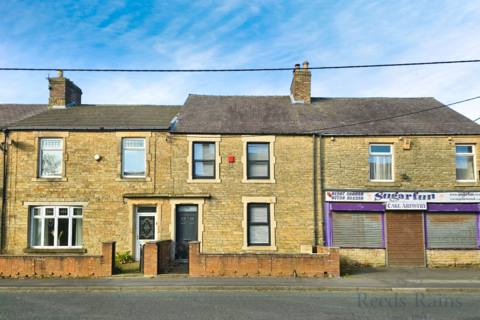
[323, 135, 480, 267]
[339, 249, 386, 267]
[426, 250, 480, 267]
[3, 131, 173, 257]
[322, 136, 480, 190]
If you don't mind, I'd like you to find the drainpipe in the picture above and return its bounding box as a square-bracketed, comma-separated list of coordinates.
[319, 134, 325, 246]
[312, 134, 316, 246]
[1, 129, 8, 252]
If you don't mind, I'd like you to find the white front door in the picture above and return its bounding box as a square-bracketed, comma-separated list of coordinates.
[135, 206, 157, 261]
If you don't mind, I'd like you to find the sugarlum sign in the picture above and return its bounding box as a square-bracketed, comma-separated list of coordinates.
[326, 191, 480, 203]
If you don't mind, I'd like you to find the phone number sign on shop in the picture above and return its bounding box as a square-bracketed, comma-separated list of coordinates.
[325, 191, 480, 203]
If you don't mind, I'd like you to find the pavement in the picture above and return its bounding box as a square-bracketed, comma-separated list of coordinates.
[0, 267, 479, 292]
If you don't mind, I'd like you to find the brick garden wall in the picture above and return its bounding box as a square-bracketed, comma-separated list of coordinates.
[189, 242, 340, 278]
[0, 241, 115, 278]
[143, 240, 172, 275]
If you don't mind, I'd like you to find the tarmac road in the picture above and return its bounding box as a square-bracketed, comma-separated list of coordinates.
[1, 291, 479, 320]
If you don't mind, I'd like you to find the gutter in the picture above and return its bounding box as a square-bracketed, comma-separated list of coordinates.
[1, 129, 7, 253]
[5, 126, 171, 131]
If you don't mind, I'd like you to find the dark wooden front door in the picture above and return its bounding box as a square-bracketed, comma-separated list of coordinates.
[175, 205, 198, 260]
[386, 212, 425, 267]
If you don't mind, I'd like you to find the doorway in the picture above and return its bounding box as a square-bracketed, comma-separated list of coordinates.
[386, 211, 425, 267]
[175, 205, 198, 260]
[135, 206, 157, 261]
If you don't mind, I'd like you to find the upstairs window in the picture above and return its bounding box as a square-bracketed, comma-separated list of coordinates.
[193, 142, 215, 179]
[39, 139, 63, 177]
[247, 143, 270, 179]
[122, 138, 146, 177]
[369, 145, 393, 181]
[456, 145, 476, 181]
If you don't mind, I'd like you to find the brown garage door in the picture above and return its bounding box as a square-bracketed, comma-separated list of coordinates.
[386, 212, 425, 267]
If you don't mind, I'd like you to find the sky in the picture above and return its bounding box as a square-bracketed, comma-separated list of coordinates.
[1, 0, 479, 122]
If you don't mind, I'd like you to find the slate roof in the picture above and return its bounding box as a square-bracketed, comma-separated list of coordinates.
[0, 104, 48, 127]
[5, 105, 181, 130]
[173, 95, 480, 135]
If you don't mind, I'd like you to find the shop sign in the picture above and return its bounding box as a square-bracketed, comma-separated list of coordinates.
[326, 191, 480, 203]
[385, 202, 427, 210]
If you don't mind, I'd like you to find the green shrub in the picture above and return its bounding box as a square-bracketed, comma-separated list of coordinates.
[115, 251, 134, 264]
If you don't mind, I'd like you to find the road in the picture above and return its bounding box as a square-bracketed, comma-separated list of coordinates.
[1, 291, 479, 319]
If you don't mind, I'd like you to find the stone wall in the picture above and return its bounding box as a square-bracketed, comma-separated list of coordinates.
[426, 250, 480, 267]
[189, 242, 340, 277]
[0, 241, 115, 278]
[322, 136, 480, 190]
[340, 248, 386, 267]
[171, 135, 319, 254]
[4, 131, 173, 256]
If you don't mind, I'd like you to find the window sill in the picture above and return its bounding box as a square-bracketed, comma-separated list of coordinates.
[455, 182, 478, 187]
[364, 181, 401, 187]
[187, 178, 221, 183]
[31, 177, 68, 182]
[242, 245, 277, 251]
[242, 179, 276, 184]
[116, 177, 152, 182]
[23, 248, 87, 254]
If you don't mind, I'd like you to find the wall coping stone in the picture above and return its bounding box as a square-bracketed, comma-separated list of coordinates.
[23, 248, 87, 254]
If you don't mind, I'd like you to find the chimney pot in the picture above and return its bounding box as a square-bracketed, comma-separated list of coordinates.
[57, 70, 63, 78]
[295, 64, 300, 70]
[303, 61, 309, 70]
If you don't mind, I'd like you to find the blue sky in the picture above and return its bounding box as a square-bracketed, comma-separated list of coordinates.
[1, 0, 479, 121]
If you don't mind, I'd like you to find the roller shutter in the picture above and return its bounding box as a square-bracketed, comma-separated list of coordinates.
[332, 211, 383, 247]
[426, 213, 478, 248]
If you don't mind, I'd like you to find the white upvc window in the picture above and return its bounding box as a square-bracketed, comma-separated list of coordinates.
[369, 145, 393, 181]
[456, 145, 476, 181]
[39, 139, 63, 177]
[31, 207, 83, 248]
[122, 138, 146, 177]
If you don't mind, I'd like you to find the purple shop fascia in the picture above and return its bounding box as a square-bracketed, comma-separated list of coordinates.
[324, 191, 480, 248]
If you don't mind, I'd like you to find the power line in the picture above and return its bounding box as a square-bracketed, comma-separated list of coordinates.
[1, 59, 480, 73]
[299, 95, 480, 133]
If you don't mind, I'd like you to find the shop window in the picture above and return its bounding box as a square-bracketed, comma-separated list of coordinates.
[369, 145, 393, 181]
[31, 207, 83, 248]
[39, 139, 63, 177]
[122, 138, 146, 177]
[426, 213, 478, 248]
[332, 212, 384, 247]
[455, 145, 476, 181]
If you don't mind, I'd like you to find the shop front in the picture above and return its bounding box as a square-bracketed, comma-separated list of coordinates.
[325, 191, 480, 267]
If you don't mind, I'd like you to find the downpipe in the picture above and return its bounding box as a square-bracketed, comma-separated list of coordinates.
[1, 129, 8, 253]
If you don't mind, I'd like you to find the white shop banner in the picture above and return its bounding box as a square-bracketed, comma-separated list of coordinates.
[386, 202, 427, 210]
[325, 191, 480, 203]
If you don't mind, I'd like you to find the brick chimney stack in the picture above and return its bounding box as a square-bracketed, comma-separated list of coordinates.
[48, 71, 82, 108]
[290, 61, 311, 104]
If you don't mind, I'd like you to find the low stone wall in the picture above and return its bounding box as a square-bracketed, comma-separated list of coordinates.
[340, 248, 386, 267]
[0, 241, 116, 278]
[189, 242, 340, 278]
[426, 249, 480, 267]
[143, 240, 172, 275]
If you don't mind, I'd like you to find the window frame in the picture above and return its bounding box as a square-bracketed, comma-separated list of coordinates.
[247, 143, 270, 180]
[192, 142, 216, 180]
[122, 138, 147, 178]
[242, 196, 277, 251]
[247, 203, 271, 246]
[30, 206, 83, 248]
[369, 144, 394, 182]
[39, 138, 63, 178]
[455, 144, 477, 182]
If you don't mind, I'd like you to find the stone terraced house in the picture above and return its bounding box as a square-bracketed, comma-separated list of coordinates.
[0, 64, 479, 278]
